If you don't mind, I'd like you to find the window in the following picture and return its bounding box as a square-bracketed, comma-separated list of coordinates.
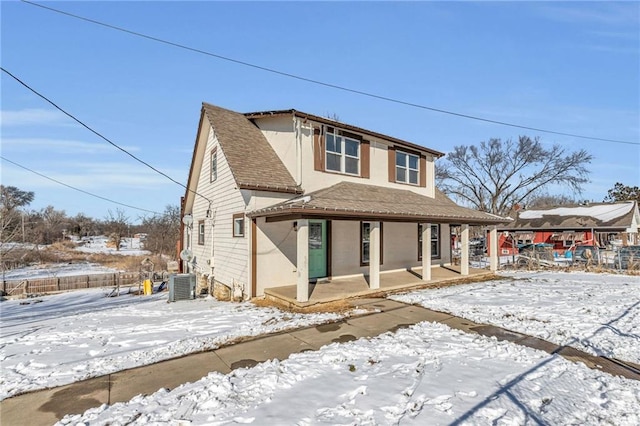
[233, 213, 245, 237]
[210, 148, 218, 182]
[418, 224, 440, 260]
[361, 222, 383, 266]
[325, 128, 360, 175]
[396, 151, 419, 185]
[198, 220, 205, 245]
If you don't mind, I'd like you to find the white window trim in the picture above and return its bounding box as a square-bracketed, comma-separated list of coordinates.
[233, 214, 245, 238]
[396, 151, 419, 185]
[325, 130, 360, 176]
[418, 224, 440, 259]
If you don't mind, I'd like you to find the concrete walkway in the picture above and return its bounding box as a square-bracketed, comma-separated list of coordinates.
[2, 298, 639, 425]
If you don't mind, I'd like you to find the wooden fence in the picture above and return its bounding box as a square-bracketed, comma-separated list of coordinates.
[2, 272, 140, 296]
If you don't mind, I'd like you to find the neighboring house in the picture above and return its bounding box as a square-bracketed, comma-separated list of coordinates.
[490, 201, 640, 256]
[181, 103, 506, 302]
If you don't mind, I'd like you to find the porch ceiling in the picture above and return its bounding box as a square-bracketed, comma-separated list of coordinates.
[248, 181, 509, 225]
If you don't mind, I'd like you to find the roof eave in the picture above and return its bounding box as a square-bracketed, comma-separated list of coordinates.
[244, 109, 445, 158]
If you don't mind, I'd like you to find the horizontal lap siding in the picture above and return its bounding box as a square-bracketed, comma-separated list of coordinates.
[191, 128, 248, 289]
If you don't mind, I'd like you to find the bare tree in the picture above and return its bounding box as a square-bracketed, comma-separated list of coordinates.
[436, 136, 592, 216]
[140, 204, 180, 256]
[104, 209, 130, 251]
[525, 192, 577, 209]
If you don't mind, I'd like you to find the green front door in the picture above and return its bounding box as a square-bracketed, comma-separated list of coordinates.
[308, 220, 327, 279]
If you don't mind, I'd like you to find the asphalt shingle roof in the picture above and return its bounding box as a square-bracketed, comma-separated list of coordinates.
[202, 103, 301, 194]
[249, 181, 508, 225]
[502, 201, 638, 230]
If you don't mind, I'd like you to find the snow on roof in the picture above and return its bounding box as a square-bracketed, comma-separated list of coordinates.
[519, 202, 634, 222]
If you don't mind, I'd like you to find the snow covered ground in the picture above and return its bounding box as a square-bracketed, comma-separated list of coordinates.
[61, 322, 639, 425]
[0, 289, 344, 401]
[2, 262, 118, 280]
[1, 271, 639, 424]
[391, 271, 640, 363]
[74, 236, 150, 256]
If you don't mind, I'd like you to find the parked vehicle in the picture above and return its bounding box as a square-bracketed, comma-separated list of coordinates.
[613, 246, 640, 269]
[571, 245, 601, 264]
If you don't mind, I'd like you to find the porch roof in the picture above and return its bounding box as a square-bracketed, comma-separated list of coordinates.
[248, 181, 509, 225]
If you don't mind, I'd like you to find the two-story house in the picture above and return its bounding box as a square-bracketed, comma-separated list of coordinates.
[181, 103, 506, 303]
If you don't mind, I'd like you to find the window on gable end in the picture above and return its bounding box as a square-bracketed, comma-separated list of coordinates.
[210, 147, 218, 182]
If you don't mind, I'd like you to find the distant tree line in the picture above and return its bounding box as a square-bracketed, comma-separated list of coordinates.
[0, 185, 180, 257]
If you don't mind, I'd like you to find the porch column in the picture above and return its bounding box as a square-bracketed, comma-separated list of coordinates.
[489, 226, 498, 272]
[369, 221, 381, 289]
[421, 223, 432, 281]
[296, 219, 309, 302]
[461, 223, 470, 276]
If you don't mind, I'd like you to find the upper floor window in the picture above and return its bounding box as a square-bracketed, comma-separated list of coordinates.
[210, 147, 218, 182]
[198, 220, 205, 245]
[326, 128, 360, 175]
[396, 151, 419, 185]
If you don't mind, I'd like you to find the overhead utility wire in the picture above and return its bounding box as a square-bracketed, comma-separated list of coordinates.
[1, 67, 212, 204]
[0, 156, 162, 215]
[21, 0, 639, 147]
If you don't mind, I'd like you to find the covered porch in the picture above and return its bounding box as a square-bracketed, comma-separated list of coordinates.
[249, 182, 506, 303]
[264, 266, 495, 309]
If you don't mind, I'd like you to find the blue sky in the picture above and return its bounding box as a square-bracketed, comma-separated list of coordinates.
[1, 1, 638, 222]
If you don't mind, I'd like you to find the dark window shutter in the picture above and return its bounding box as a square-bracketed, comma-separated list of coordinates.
[420, 155, 427, 187]
[388, 145, 396, 182]
[313, 128, 325, 171]
[361, 140, 370, 178]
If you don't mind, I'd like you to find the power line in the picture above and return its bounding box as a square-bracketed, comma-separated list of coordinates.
[1, 67, 213, 204]
[0, 155, 162, 215]
[20, 0, 639, 147]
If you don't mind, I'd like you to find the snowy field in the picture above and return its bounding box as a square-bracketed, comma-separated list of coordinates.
[74, 236, 150, 256]
[1, 271, 639, 424]
[391, 271, 640, 363]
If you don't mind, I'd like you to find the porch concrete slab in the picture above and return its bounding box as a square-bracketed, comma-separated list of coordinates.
[0, 376, 110, 426]
[214, 333, 316, 369]
[289, 322, 379, 348]
[109, 351, 231, 402]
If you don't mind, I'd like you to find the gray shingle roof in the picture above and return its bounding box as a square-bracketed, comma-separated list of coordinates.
[249, 181, 509, 224]
[202, 103, 301, 194]
[502, 201, 638, 230]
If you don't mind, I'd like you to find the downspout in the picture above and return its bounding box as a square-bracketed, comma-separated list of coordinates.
[294, 115, 303, 186]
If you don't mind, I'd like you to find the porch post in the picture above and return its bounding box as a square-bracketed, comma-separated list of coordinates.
[489, 226, 498, 272]
[461, 223, 470, 276]
[369, 221, 380, 289]
[421, 223, 432, 281]
[296, 219, 309, 302]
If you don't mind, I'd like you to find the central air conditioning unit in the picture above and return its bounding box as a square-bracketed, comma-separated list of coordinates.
[169, 274, 196, 302]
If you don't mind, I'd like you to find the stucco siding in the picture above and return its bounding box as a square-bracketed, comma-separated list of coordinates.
[255, 217, 297, 295]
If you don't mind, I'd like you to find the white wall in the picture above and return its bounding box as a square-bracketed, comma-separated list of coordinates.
[189, 126, 249, 293]
[255, 217, 297, 295]
[251, 117, 437, 199]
